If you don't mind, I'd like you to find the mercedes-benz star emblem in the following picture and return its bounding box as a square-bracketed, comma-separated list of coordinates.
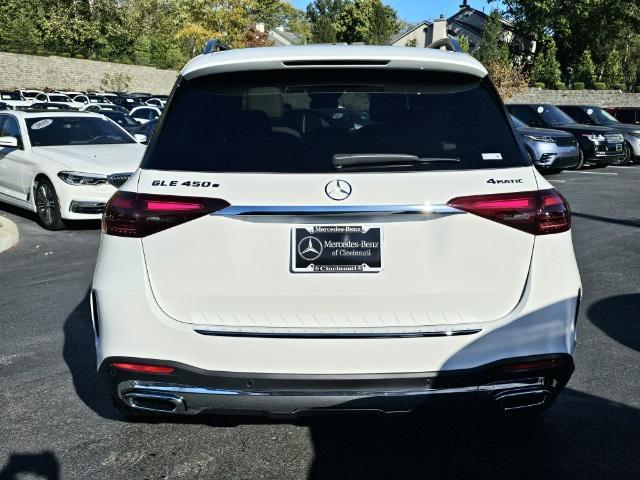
[325, 179, 352, 201]
[298, 236, 323, 261]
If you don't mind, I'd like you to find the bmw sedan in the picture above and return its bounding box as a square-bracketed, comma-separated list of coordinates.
[0, 111, 146, 229]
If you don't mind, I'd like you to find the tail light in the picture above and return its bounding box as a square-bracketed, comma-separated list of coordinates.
[111, 362, 174, 374]
[102, 191, 229, 238]
[503, 357, 567, 373]
[448, 189, 570, 235]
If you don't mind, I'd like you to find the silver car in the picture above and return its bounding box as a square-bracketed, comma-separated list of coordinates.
[511, 115, 579, 173]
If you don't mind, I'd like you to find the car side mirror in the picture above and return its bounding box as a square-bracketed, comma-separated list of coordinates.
[0, 136, 19, 148]
[134, 134, 147, 144]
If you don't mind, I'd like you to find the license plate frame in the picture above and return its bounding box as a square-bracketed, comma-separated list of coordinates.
[291, 225, 383, 273]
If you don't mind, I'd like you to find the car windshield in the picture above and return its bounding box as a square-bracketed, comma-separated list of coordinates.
[536, 105, 576, 126]
[1, 92, 22, 100]
[583, 107, 619, 125]
[144, 69, 527, 173]
[49, 95, 70, 103]
[104, 112, 138, 127]
[26, 116, 135, 146]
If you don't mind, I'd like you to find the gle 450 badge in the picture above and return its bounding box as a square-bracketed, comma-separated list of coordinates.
[291, 226, 383, 273]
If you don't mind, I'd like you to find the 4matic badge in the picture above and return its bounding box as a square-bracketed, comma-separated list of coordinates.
[486, 178, 524, 184]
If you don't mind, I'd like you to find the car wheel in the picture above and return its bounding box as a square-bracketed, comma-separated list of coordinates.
[613, 142, 632, 166]
[568, 148, 584, 170]
[34, 178, 65, 230]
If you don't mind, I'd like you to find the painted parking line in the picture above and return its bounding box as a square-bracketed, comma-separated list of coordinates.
[572, 171, 618, 176]
[548, 179, 566, 183]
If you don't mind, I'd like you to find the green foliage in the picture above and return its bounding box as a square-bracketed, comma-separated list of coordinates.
[612, 83, 626, 91]
[572, 82, 585, 90]
[603, 49, 623, 87]
[529, 37, 562, 87]
[307, 0, 399, 45]
[636, 86, 640, 93]
[405, 38, 417, 47]
[473, 11, 509, 67]
[312, 16, 337, 43]
[593, 82, 607, 90]
[553, 81, 566, 90]
[574, 50, 596, 88]
[457, 35, 470, 54]
[533, 82, 545, 89]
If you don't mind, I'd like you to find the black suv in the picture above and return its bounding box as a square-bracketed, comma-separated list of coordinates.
[507, 104, 625, 169]
[558, 105, 640, 165]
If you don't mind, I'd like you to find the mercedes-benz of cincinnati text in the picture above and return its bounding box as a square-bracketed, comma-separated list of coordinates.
[93, 45, 581, 419]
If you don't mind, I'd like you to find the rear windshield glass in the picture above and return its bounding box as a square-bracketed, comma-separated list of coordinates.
[143, 69, 527, 173]
[26, 116, 135, 146]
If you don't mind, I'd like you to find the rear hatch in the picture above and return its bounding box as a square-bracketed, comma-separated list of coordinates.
[133, 67, 538, 335]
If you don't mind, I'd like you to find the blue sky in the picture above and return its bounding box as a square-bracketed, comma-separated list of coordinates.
[290, 1, 501, 24]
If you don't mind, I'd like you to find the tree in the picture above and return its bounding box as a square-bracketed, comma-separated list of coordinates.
[367, 0, 399, 45]
[574, 50, 596, 87]
[312, 15, 337, 43]
[603, 48, 623, 87]
[529, 37, 562, 87]
[473, 10, 509, 67]
[457, 34, 470, 54]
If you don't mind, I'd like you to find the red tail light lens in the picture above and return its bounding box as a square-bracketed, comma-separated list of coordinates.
[503, 357, 567, 373]
[102, 191, 230, 237]
[447, 189, 570, 235]
[111, 362, 174, 374]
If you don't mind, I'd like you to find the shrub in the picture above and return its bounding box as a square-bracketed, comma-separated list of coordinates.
[60, 52, 70, 57]
[594, 82, 607, 90]
[74, 54, 85, 59]
[99, 57, 109, 62]
[572, 82, 585, 90]
[533, 82, 545, 89]
[554, 81, 566, 90]
[122, 58, 132, 64]
[612, 83, 626, 91]
[635, 86, 640, 93]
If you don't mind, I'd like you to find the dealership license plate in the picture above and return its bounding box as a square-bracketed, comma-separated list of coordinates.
[616, 144, 623, 151]
[291, 226, 382, 273]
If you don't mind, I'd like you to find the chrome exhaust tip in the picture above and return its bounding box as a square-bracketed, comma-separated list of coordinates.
[123, 392, 186, 414]
[494, 389, 550, 412]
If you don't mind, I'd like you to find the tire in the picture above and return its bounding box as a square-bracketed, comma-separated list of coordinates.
[613, 142, 632, 166]
[34, 177, 65, 230]
[568, 148, 585, 170]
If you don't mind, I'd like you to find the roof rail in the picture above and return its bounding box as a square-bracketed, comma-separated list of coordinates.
[427, 37, 461, 53]
[202, 39, 232, 54]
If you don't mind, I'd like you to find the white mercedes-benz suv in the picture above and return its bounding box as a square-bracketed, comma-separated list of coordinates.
[93, 45, 581, 418]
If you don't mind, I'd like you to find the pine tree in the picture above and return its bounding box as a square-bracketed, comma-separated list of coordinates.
[603, 48, 623, 87]
[312, 15, 337, 43]
[574, 50, 596, 87]
[530, 37, 562, 87]
[473, 11, 509, 67]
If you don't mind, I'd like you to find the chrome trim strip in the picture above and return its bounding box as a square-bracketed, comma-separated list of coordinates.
[214, 204, 463, 217]
[193, 328, 481, 339]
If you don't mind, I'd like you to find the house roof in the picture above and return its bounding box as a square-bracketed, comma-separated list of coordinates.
[389, 20, 433, 45]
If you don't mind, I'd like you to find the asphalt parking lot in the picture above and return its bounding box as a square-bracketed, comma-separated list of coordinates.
[1, 166, 639, 480]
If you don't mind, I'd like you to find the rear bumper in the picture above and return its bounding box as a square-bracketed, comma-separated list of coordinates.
[102, 354, 574, 417]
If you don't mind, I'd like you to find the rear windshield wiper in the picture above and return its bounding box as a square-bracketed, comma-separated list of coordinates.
[332, 153, 460, 169]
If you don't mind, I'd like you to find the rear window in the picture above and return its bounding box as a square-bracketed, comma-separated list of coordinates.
[143, 69, 527, 173]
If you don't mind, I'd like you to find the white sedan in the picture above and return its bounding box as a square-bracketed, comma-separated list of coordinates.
[0, 111, 146, 229]
[130, 106, 162, 124]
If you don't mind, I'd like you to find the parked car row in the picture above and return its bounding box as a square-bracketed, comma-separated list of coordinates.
[0, 89, 168, 112]
[508, 103, 638, 171]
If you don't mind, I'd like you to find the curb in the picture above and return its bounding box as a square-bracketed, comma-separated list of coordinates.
[0, 215, 19, 254]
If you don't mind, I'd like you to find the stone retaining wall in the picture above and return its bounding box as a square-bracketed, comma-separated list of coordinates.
[0, 52, 177, 94]
[508, 87, 640, 107]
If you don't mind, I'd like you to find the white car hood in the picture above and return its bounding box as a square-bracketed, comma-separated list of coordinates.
[32, 144, 146, 174]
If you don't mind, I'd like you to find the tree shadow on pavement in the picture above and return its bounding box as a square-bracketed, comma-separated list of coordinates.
[307, 388, 640, 480]
[62, 290, 120, 420]
[0, 451, 60, 480]
[588, 293, 640, 353]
